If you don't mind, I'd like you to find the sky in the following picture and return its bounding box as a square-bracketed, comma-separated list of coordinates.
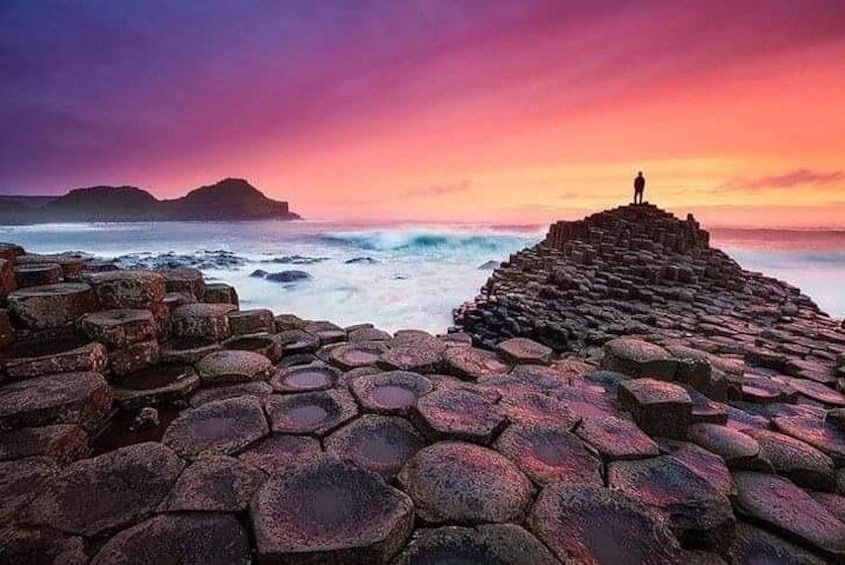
[2, 0, 845, 227]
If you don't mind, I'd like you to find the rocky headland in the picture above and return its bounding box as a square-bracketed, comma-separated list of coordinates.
[0, 178, 300, 223]
[1, 203, 845, 563]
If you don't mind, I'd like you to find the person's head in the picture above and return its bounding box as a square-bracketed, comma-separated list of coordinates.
[637, 171, 643, 176]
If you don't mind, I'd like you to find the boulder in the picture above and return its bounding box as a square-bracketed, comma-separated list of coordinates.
[398, 442, 533, 524]
[19, 442, 184, 536]
[266, 270, 312, 283]
[618, 378, 692, 439]
[250, 457, 414, 563]
[7, 283, 97, 329]
[0, 371, 112, 432]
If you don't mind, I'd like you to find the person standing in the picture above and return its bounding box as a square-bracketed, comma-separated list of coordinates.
[633, 171, 646, 204]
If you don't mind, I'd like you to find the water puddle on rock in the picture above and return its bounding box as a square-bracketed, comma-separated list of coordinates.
[371, 385, 416, 408]
[92, 405, 182, 455]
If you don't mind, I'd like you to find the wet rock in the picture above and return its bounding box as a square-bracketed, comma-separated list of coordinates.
[159, 336, 221, 364]
[274, 313, 308, 332]
[87, 270, 166, 309]
[203, 281, 239, 306]
[251, 457, 414, 563]
[348, 326, 392, 342]
[165, 455, 266, 512]
[7, 283, 97, 330]
[329, 341, 390, 370]
[250, 269, 268, 278]
[687, 423, 770, 471]
[743, 427, 835, 491]
[112, 364, 200, 409]
[528, 483, 688, 564]
[773, 415, 845, 466]
[270, 363, 339, 393]
[575, 414, 660, 460]
[495, 424, 602, 486]
[443, 347, 510, 381]
[14, 262, 63, 287]
[730, 521, 828, 565]
[265, 389, 358, 436]
[195, 349, 272, 386]
[0, 371, 112, 432]
[733, 471, 845, 559]
[351, 370, 433, 415]
[1, 337, 107, 380]
[227, 307, 274, 335]
[398, 442, 533, 524]
[161, 397, 269, 459]
[304, 320, 347, 344]
[108, 339, 160, 375]
[20, 442, 184, 536]
[609, 455, 736, 553]
[602, 337, 679, 380]
[91, 513, 251, 565]
[618, 378, 692, 439]
[394, 524, 559, 565]
[325, 414, 425, 478]
[0, 458, 57, 522]
[496, 337, 553, 365]
[223, 332, 282, 362]
[266, 269, 312, 283]
[0, 424, 90, 465]
[413, 387, 506, 444]
[188, 380, 273, 407]
[171, 302, 236, 340]
[238, 433, 322, 474]
[159, 267, 206, 299]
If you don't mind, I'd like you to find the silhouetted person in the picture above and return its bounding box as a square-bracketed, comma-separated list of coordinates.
[633, 171, 645, 204]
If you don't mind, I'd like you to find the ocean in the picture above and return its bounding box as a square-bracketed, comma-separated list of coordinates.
[1, 221, 843, 333]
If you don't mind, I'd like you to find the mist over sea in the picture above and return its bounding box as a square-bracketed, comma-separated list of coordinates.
[1, 221, 842, 333]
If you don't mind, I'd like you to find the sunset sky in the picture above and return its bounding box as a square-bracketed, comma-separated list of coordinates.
[2, 1, 845, 227]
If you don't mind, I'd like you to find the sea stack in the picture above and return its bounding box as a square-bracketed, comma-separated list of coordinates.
[2, 204, 845, 563]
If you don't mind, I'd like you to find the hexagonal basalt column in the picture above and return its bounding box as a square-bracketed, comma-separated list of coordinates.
[276, 329, 321, 355]
[203, 282, 239, 307]
[575, 414, 660, 460]
[159, 267, 206, 300]
[111, 364, 200, 409]
[238, 433, 322, 474]
[87, 270, 166, 309]
[303, 320, 347, 344]
[162, 396, 269, 459]
[443, 347, 510, 381]
[496, 337, 553, 365]
[413, 387, 506, 444]
[91, 513, 250, 565]
[172, 303, 237, 340]
[265, 389, 358, 436]
[164, 455, 267, 512]
[602, 337, 679, 380]
[0, 424, 90, 465]
[13, 262, 63, 287]
[270, 363, 339, 393]
[195, 349, 273, 386]
[7, 283, 97, 330]
[108, 339, 160, 376]
[398, 442, 534, 524]
[618, 378, 692, 439]
[1, 336, 107, 380]
[0, 371, 112, 432]
[350, 371, 433, 415]
[77, 309, 157, 349]
[19, 442, 184, 537]
[227, 308, 274, 335]
[159, 337, 221, 364]
[223, 332, 282, 362]
[687, 423, 771, 471]
[328, 341, 390, 371]
[494, 424, 603, 486]
[250, 457, 414, 563]
[325, 414, 425, 478]
[394, 524, 560, 565]
[377, 333, 446, 374]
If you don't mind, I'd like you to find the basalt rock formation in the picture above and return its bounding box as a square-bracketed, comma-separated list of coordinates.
[2, 205, 845, 563]
[0, 178, 300, 223]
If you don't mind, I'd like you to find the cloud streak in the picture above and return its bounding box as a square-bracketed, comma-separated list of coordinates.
[717, 169, 845, 192]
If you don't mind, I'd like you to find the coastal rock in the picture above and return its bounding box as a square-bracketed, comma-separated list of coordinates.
[350, 370, 433, 415]
[265, 389, 358, 436]
[250, 457, 414, 563]
[742, 427, 835, 491]
[87, 270, 166, 309]
[223, 332, 282, 361]
[266, 269, 312, 283]
[20, 442, 184, 536]
[112, 364, 200, 409]
[618, 378, 692, 439]
[77, 309, 157, 348]
[0, 371, 112, 432]
[602, 337, 679, 380]
[7, 283, 97, 329]
[108, 339, 160, 375]
[496, 337, 553, 365]
[226, 308, 274, 335]
[0, 458, 57, 522]
[413, 387, 506, 444]
[270, 363, 339, 393]
[159, 267, 206, 299]
[161, 397, 269, 459]
[195, 349, 273, 386]
[238, 433, 322, 474]
[398, 442, 533, 524]
[277, 328, 320, 354]
[171, 302, 236, 340]
[443, 347, 510, 381]
[730, 521, 828, 565]
[203, 282, 239, 306]
[325, 414, 425, 478]
[575, 414, 659, 460]
[304, 320, 347, 344]
[0, 526, 88, 565]
[378, 332, 446, 374]
[1, 337, 107, 380]
[188, 380, 273, 407]
[329, 341, 390, 370]
[165, 455, 267, 512]
[159, 336, 221, 364]
[0, 424, 90, 464]
[13, 262, 63, 287]
[687, 423, 770, 471]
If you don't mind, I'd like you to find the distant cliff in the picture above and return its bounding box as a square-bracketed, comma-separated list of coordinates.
[0, 178, 300, 223]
